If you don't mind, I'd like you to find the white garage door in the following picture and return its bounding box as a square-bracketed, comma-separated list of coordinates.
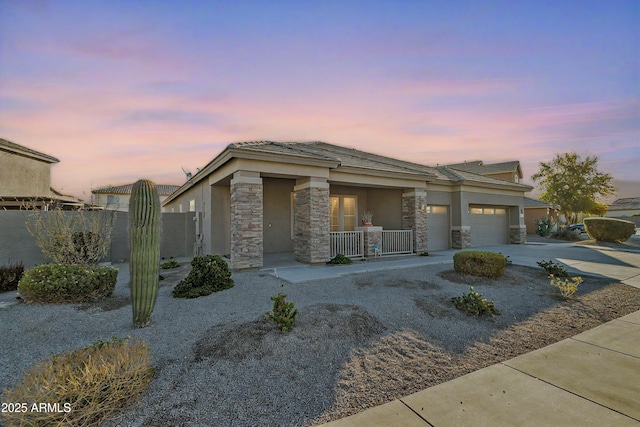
[427, 205, 450, 251]
[470, 206, 508, 246]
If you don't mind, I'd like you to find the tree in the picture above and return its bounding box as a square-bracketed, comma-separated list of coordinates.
[531, 152, 615, 225]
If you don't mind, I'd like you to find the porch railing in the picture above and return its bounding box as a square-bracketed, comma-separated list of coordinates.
[381, 230, 413, 255]
[330, 231, 364, 258]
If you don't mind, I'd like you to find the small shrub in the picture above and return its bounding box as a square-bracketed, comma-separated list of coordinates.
[535, 216, 555, 238]
[451, 286, 501, 316]
[172, 254, 234, 298]
[537, 259, 569, 277]
[419, 251, 429, 256]
[552, 227, 581, 241]
[550, 275, 583, 299]
[1, 337, 154, 427]
[266, 292, 298, 332]
[327, 253, 353, 265]
[584, 217, 635, 242]
[160, 257, 180, 269]
[0, 260, 24, 292]
[453, 251, 506, 278]
[18, 264, 117, 303]
[24, 207, 116, 265]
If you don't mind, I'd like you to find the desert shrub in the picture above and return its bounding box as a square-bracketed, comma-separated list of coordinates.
[584, 217, 635, 242]
[266, 292, 298, 332]
[1, 337, 154, 427]
[552, 227, 581, 241]
[18, 264, 117, 303]
[327, 253, 353, 265]
[0, 260, 24, 292]
[453, 251, 506, 278]
[535, 216, 555, 237]
[550, 275, 583, 299]
[536, 259, 569, 277]
[451, 286, 501, 316]
[160, 257, 180, 269]
[172, 254, 234, 298]
[24, 207, 116, 265]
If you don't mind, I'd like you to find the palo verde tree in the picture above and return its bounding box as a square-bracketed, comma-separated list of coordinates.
[531, 152, 615, 225]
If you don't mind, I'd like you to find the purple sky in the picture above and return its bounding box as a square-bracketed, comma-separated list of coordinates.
[1, 1, 638, 201]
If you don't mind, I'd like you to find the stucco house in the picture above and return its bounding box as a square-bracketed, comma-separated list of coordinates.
[163, 141, 532, 269]
[92, 183, 180, 212]
[605, 197, 640, 218]
[0, 138, 83, 210]
[523, 197, 560, 234]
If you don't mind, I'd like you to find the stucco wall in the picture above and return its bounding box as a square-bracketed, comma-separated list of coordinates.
[0, 151, 52, 197]
[366, 188, 403, 229]
[0, 211, 195, 267]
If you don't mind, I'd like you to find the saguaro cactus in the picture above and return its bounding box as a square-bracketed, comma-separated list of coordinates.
[129, 179, 161, 327]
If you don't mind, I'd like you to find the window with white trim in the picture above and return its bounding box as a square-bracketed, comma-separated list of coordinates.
[330, 196, 357, 231]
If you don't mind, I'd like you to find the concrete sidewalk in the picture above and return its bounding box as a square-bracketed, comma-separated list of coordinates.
[318, 242, 640, 426]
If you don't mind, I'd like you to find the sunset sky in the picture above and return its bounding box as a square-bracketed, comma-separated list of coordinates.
[1, 1, 638, 201]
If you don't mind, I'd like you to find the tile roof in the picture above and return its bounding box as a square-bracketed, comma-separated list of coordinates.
[447, 160, 522, 175]
[524, 197, 560, 208]
[0, 138, 59, 163]
[230, 141, 439, 177]
[608, 197, 640, 211]
[92, 183, 180, 195]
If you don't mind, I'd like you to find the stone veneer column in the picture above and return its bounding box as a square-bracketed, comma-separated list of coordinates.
[230, 171, 263, 269]
[451, 226, 471, 249]
[294, 177, 330, 263]
[402, 189, 428, 254]
[356, 226, 382, 257]
[510, 225, 527, 244]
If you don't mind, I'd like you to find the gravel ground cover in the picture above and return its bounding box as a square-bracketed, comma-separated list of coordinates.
[1, 260, 639, 426]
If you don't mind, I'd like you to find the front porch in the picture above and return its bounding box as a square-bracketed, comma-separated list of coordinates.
[229, 172, 429, 269]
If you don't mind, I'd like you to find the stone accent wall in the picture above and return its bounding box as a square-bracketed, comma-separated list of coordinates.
[510, 225, 527, 244]
[452, 227, 471, 249]
[402, 190, 428, 253]
[294, 178, 330, 263]
[358, 226, 382, 257]
[230, 173, 263, 269]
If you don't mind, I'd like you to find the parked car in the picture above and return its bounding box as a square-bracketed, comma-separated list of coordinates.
[568, 223, 587, 234]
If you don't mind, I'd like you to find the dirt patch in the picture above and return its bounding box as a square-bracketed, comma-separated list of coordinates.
[356, 276, 440, 290]
[76, 296, 130, 312]
[315, 282, 640, 424]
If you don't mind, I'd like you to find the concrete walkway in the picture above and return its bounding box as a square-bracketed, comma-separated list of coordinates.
[317, 240, 640, 426]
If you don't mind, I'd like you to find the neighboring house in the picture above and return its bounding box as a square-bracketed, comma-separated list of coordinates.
[162, 141, 532, 269]
[91, 183, 180, 212]
[605, 197, 640, 218]
[0, 138, 84, 210]
[523, 197, 560, 234]
[445, 160, 523, 183]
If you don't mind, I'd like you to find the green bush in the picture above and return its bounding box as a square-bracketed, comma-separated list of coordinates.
[18, 264, 117, 303]
[583, 217, 635, 242]
[451, 286, 501, 316]
[536, 259, 569, 277]
[172, 254, 234, 298]
[266, 292, 298, 332]
[0, 260, 24, 293]
[453, 251, 506, 278]
[327, 253, 353, 265]
[1, 337, 154, 427]
[160, 257, 180, 269]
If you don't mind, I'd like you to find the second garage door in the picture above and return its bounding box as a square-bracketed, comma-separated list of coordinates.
[427, 205, 450, 251]
[469, 205, 508, 246]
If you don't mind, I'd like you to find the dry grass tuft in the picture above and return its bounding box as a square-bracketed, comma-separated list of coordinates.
[2, 337, 154, 427]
